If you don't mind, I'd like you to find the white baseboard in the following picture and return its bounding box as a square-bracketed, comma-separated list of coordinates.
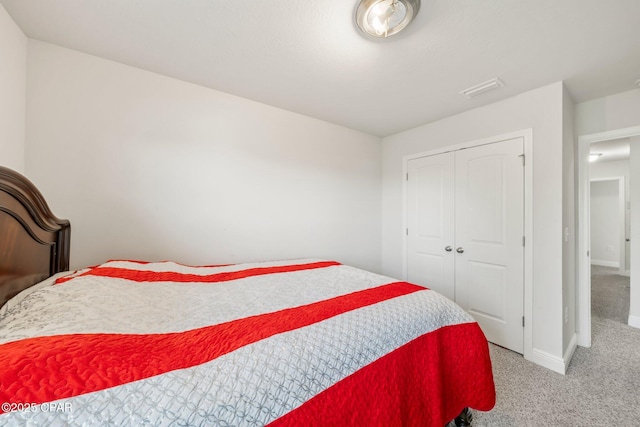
[590, 259, 620, 268]
[528, 348, 567, 375]
[629, 315, 640, 329]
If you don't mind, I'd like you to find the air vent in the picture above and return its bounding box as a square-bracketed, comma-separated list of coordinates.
[459, 78, 504, 99]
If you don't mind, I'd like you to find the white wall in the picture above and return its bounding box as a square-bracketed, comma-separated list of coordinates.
[576, 89, 640, 136]
[590, 180, 621, 266]
[576, 90, 640, 328]
[25, 41, 382, 272]
[630, 138, 640, 327]
[382, 81, 569, 369]
[0, 5, 27, 172]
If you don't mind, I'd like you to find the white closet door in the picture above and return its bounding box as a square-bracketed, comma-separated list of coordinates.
[406, 152, 455, 300]
[454, 138, 524, 354]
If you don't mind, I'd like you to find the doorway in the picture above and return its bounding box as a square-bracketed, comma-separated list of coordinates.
[589, 177, 626, 272]
[577, 126, 640, 347]
[589, 175, 630, 325]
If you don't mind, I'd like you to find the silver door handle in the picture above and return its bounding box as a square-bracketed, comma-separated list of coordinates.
[445, 246, 453, 252]
[456, 247, 464, 254]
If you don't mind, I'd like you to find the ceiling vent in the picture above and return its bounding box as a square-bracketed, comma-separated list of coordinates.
[459, 78, 504, 99]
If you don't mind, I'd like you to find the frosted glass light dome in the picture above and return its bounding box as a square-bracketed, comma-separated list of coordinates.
[355, 0, 420, 38]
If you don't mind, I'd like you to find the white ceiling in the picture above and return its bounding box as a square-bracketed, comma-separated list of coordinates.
[2, 0, 640, 137]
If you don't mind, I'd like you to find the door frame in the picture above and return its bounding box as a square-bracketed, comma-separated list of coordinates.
[402, 128, 533, 363]
[577, 125, 640, 347]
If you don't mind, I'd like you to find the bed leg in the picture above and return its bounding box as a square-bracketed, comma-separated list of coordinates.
[454, 407, 473, 427]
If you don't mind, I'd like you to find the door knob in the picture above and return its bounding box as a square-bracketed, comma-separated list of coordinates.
[456, 247, 464, 254]
[445, 246, 453, 252]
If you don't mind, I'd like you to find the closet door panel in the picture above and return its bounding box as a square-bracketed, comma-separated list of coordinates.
[406, 153, 455, 300]
[455, 138, 524, 354]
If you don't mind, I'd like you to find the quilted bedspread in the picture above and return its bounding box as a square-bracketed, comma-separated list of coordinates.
[0, 259, 495, 426]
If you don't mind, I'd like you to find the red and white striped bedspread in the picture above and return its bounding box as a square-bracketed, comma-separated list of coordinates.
[0, 259, 495, 426]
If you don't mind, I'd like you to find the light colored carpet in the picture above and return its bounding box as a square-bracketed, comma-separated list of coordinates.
[462, 267, 640, 427]
[591, 265, 630, 324]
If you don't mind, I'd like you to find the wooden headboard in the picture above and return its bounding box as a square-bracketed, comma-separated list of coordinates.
[0, 166, 70, 307]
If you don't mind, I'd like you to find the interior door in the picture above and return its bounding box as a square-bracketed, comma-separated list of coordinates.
[454, 138, 525, 354]
[406, 152, 455, 300]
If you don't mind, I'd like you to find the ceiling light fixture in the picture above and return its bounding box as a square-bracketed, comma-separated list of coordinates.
[459, 78, 505, 99]
[589, 153, 603, 162]
[355, 0, 420, 38]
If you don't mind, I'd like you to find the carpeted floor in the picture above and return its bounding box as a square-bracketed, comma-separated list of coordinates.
[461, 266, 640, 427]
[591, 265, 630, 324]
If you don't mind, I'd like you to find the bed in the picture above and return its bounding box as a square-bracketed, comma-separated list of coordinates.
[0, 165, 495, 426]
